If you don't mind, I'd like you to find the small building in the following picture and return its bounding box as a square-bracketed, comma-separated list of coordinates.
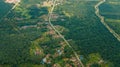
[34, 48, 41, 55]
[41, 58, 47, 64]
[57, 49, 62, 55]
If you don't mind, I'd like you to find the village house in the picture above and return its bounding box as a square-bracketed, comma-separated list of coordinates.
[34, 48, 41, 55]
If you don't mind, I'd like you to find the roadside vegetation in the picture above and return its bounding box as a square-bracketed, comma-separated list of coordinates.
[0, 0, 120, 67]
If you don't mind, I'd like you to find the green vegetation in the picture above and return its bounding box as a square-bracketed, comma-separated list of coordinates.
[99, 0, 120, 37]
[53, 0, 120, 66]
[0, 0, 120, 67]
[0, 0, 12, 19]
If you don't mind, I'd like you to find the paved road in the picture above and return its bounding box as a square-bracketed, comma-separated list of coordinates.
[95, 0, 120, 42]
[48, 0, 84, 67]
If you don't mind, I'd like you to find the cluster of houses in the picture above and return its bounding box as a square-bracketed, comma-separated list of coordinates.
[42, 0, 64, 7]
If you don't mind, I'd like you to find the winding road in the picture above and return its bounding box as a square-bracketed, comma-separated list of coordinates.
[48, 0, 84, 67]
[95, 0, 120, 42]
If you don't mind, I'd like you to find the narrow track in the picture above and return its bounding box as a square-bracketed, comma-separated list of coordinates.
[0, 2, 19, 22]
[48, 0, 84, 67]
[95, 0, 120, 42]
[0, 2, 20, 33]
